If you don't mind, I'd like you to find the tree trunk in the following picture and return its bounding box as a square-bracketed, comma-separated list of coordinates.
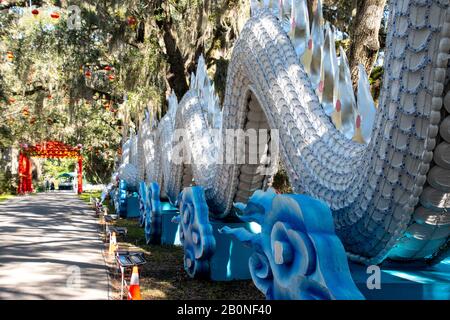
[160, 23, 190, 100]
[154, 1, 189, 100]
[348, 0, 386, 91]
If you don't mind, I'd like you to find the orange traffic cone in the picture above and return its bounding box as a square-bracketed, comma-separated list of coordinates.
[109, 231, 117, 255]
[127, 266, 141, 300]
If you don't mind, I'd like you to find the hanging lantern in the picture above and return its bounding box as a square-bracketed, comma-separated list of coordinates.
[85, 70, 92, 78]
[47, 94, 52, 99]
[32, 9, 39, 16]
[50, 12, 60, 19]
[22, 107, 30, 117]
[127, 16, 137, 27]
[6, 51, 14, 61]
[104, 65, 112, 71]
[108, 74, 115, 81]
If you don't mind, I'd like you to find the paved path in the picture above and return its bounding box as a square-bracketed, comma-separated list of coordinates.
[0, 192, 109, 299]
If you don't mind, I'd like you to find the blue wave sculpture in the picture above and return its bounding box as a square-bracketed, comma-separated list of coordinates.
[176, 186, 216, 278]
[138, 181, 147, 227]
[145, 182, 162, 244]
[118, 180, 128, 215]
[222, 188, 364, 300]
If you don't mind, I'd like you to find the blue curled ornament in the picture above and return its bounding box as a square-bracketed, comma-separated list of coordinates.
[138, 181, 147, 227]
[175, 186, 216, 278]
[145, 182, 162, 244]
[222, 188, 364, 300]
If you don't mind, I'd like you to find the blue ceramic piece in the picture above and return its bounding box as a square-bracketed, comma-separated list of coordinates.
[160, 202, 182, 245]
[114, 180, 140, 218]
[145, 182, 161, 244]
[210, 220, 255, 281]
[125, 194, 140, 218]
[118, 180, 128, 216]
[177, 186, 216, 278]
[138, 181, 147, 227]
[136, 181, 181, 245]
[223, 188, 365, 300]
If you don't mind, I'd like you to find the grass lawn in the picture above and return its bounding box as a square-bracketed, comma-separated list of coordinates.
[78, 191, 102, 204]
[78, 190, 114, 213]
[109, 218, 264, 300]
[0, 194, 13, 202]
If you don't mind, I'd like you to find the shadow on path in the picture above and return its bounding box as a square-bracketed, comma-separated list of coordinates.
[0, 192, 109, 300]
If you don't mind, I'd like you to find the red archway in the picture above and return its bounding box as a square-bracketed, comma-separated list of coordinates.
[18, 141, 83, 194]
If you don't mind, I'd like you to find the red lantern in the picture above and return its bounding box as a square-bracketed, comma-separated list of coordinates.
[22, 107, 30, 117]
[104, 65, 112, 71]
[85, 70, 92, 78]
[108, 74, 115, 81]
[47, 94, 52, 99]
[50, 12, 60, 19]
[127, 16, 137, 26]
[32, 9, 39, 16]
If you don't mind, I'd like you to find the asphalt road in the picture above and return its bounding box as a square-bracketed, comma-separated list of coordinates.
[0, 192, 109, 299]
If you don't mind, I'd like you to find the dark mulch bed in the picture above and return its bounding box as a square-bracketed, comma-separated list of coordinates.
[103, 217, 264, 300]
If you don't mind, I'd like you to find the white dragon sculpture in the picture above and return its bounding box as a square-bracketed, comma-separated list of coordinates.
[118, 0, 450, 266]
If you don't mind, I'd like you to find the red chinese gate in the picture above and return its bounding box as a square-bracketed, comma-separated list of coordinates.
[18, 141, 83, 194]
